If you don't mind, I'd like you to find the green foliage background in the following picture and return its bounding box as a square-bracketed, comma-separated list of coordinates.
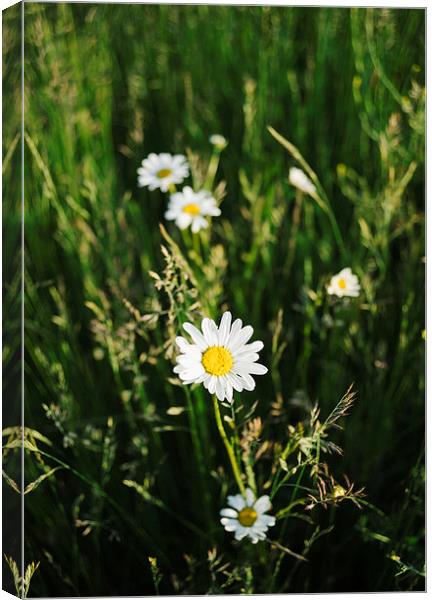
[2, 3, 425, 596]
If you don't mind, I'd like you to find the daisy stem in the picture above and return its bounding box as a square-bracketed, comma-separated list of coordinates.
[212, 395, 246, 495]
[192, 230, 201, 257]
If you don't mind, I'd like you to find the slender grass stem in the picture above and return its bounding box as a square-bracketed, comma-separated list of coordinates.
[313, 192, 347, 261]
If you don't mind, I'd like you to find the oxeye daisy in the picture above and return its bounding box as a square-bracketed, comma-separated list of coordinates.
[137, 153, 189, 192]
[327, 267, 360, 298]
[165, 186, 221, 233]
[174, 311, 267, 403]
[288, 167, 316, 196]
[220, 488, 276, 543]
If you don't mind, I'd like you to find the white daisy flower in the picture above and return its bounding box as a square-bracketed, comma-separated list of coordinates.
[165, 186, 221, 233]
[137, 152, 189, 192]
[288, 167, 316, 196]
[327, 267, 361, 298]
[173, 311, 268, 403]
[220, 487, 276, 543]
[209, 134, 228, 150]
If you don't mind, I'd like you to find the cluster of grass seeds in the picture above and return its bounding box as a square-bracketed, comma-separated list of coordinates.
[2, 4, 424, 595]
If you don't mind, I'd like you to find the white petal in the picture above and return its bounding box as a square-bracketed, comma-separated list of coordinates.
[175, 336, 194, 352]
[197, 216, 209, 230]
[172, 154, 188, 167]
[220, 508, 238, 518]
[215, 377, 225, 401]
[234, 527, 249, 541]
[207, 375, 217, 395]
[176, 354, 202, 367]
[178, 365, 205, 381]
[229, 318, 243, 338]
[227, 494, 246, 511]
[180, 371, 207, 385]
[182, 186, 194, 198]
[256, 514, 276, 528]
[146, 153, 158, 164]
[227, 372, 244, 392]
[233, 340, 264, 357]
[218, 312, 232, 346]
[254, 495, 271, 513]
[202, 318, 218, 345]
[224, 380, 234, 404]
[205, 206, 221, 217]
[176, 213, 193, 229]
[191, 217, 206, 233]
[245, 488, 255, 506]
[243, 362, 268, 376]
[220, 517, 239, 532]
[228, 325, 254, 352]
[159, 153, 172, 165]
[202, 374, 212, 388]
[170, 192, 183, 203]
[251, 529, 267, 542]
[183, 323, 208, 351]
[234, 353, 260, 364]
[238, 372, 256, 391]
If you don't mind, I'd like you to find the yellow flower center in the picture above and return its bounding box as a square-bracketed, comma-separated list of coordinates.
[183, 203, 201, 216]
[157, 168, 172, 179]
[201, 346, 233, 376]
[238, 507, 258, 527]
[338, 278, 346, 289]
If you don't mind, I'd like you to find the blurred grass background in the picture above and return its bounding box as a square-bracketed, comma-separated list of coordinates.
[2, 3, 425, 595]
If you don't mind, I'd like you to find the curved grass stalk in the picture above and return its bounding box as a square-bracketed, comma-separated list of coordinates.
[267, 126, 347, 260]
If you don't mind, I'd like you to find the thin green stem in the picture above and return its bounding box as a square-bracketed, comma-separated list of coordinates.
[212, 395, 245, 494]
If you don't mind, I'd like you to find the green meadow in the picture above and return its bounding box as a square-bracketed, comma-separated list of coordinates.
[2, 4, 425, 595]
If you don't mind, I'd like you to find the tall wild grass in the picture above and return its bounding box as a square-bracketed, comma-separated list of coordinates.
[2, 4, 425, 595]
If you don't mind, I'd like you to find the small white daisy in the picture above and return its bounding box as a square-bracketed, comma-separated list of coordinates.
[137, 153, 189, 192]
[220, 488, 276, 543]
[165, 186, 221, 233]
[327, 267, 361, 298]
[173, 311, 268, 403]
[288, 167, 316, 196]
[209, 134, 228, 150]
